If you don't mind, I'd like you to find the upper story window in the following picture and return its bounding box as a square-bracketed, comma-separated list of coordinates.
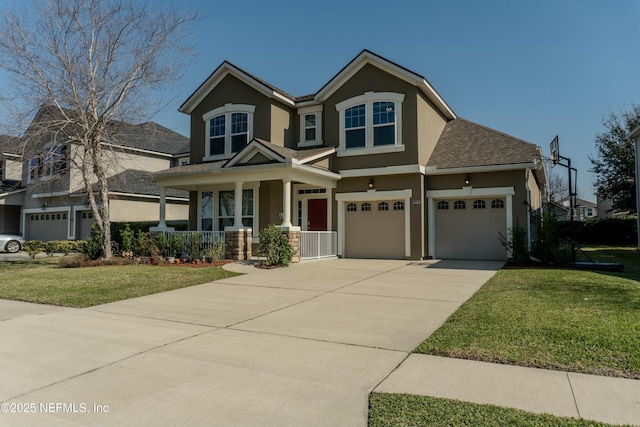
[298, 105, 323, 147]
[27, 143, 67, 183]
[42, 144, 67, 178]
[336, 92, 405, 157]
[203, 104, 255, 161]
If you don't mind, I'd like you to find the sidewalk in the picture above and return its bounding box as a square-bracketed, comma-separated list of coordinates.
[375, 354, 640, 426]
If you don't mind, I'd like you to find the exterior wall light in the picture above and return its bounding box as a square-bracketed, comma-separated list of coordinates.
[368, 178, 375, 189]
[464, 175, 471, 186]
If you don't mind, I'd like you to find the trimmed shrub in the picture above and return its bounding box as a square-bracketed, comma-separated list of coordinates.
[43, 240, 59, 257]
[23, 240, 44, 259]
[256, 224, 294, 267]
[559, 217, 637, 245]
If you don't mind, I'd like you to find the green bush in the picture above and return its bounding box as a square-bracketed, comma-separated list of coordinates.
[119, 223, 135, 254]
[560, 217, 637, 245]
[23, 240, 44, 259]
[204, 236, 225, 261]
[56, 240, 76, 255]
[256, 225, 294, 267]
[81, 223, 103, 260]
[498, 220, 529, 264]
[43, 241, 59, 257]
[169, 233, 185, 258]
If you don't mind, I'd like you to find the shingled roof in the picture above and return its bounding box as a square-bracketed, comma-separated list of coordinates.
[28, 105, 188, 156]
[427, 118, 540, 169]
[71, 169, 188, 199]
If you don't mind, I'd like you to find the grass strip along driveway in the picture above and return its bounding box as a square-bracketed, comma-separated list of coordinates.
[371, 247, 639, 427]
[415, 246, 640, 379]
[0, 258, 240, 307]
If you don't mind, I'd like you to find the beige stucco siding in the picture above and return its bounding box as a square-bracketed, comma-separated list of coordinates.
[189, 74, 295, 163]
[109, 199, 188, 222]
[417, 92, 448, 166]
[324, 64, 421, 171]
[270, 104, 295, 148]
[4, 157, 22, 181]
[528, 170, 543, 210]
[258, 181, 283, 229]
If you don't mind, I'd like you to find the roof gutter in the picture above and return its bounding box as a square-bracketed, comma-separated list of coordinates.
[424, 162, 537, 175]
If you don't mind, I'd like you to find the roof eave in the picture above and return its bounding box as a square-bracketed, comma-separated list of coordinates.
[179, 62, 295, 115]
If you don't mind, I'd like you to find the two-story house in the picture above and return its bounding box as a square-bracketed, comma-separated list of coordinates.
[0, 135, 24, 234]
[153, 50, 546, 261]
[0, 105, 191, 241]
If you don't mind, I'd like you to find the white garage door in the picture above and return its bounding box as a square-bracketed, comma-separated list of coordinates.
[345, 200, 405, 259]
[435, 198, 507, 260]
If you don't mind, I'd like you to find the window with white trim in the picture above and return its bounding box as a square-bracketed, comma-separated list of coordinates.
[42, 144, 67, 178]
[491, 199, 504, 209]
[437, 200, 449, 210]
[347, 202, 357, 212]
[298, 106, 323, 147]
[361, 202, 371, 211]
[336, 92, 404, 155]
[453, 200, 466, 210]
[203, 104, 255, 160]
[378, 202, 389, 211]
[218, 189, 254, 230]
[393, 201, 405, 211]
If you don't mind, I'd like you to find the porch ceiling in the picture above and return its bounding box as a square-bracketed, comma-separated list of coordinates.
[155, 162, 340, 191]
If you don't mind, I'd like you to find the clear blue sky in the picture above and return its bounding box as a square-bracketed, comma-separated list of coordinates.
[7, 0, 640, 200]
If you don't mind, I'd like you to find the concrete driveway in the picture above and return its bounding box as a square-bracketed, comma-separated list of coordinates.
[0, 258, 501, 426]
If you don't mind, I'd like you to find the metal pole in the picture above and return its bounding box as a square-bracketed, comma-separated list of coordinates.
[567, 158, 575, 264]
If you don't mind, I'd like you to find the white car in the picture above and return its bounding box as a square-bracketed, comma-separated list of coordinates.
[0, 234, 24, 253]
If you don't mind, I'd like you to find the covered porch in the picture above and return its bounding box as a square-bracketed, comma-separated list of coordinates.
[151, 141, 340, 262]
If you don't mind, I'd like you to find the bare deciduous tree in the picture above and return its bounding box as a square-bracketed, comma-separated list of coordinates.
[0, 0, 195, 258]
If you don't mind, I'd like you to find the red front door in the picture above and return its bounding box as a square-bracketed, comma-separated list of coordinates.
[307, 199, 327, 231]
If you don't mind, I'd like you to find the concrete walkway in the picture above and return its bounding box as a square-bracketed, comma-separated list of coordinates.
[375, 354, 640, 426]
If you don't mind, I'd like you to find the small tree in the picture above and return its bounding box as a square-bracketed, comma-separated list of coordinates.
[0, 0, 195, 259]
[498, 219, 529, 264]
[257, 225, 294, 267]
[589, 104, 640, 214]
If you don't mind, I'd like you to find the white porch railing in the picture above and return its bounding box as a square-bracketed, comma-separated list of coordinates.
[300, 231, 337, 260]
[163, 231, 225, 258]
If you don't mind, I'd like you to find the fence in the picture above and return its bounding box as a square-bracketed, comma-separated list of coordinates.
[300, 231, 337, 260]
[163, 231, 225, 259]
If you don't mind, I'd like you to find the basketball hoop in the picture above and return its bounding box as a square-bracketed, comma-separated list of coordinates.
[550, 135, 559, 167]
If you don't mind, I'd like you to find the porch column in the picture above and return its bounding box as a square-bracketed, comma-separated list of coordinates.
[234, 181, 244, 227]
[149, 186, 174, 232]
[158, 186, 167, 228]
[281, 178, 292, 227]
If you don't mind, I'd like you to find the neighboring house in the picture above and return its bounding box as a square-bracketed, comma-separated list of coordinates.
[596, 193, 615, 218]
[153, 50, 547, 261]
[629, 125, 640, 249]
[0, 106, 190, 241]
[0, 135, 24, 234]
[559, 197, 597, 221]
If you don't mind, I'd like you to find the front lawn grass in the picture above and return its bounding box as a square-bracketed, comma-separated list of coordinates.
[0, 257, 240, 308]
[415, 246, 640, 378]
[369, 393, 630, 427]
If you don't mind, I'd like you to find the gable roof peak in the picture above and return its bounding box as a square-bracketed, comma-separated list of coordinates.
[315, 49, 456, 120]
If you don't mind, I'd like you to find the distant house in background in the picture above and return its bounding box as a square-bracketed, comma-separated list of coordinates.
[0, 106, 190, 240]
[596, 193, 618, 218]
[0, 135, 25, 234]
[557, 197, 596, 221]
[629, 125, 640, 249]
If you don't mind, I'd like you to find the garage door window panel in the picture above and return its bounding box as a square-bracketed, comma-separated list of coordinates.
[492, 199, 505, 209]
[361, 202, 371, 211]
[473, 200, 486, 209]
[437, 201, 449, 210]
[454, 200, 466, 210]
[378, 202, 389, 211]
